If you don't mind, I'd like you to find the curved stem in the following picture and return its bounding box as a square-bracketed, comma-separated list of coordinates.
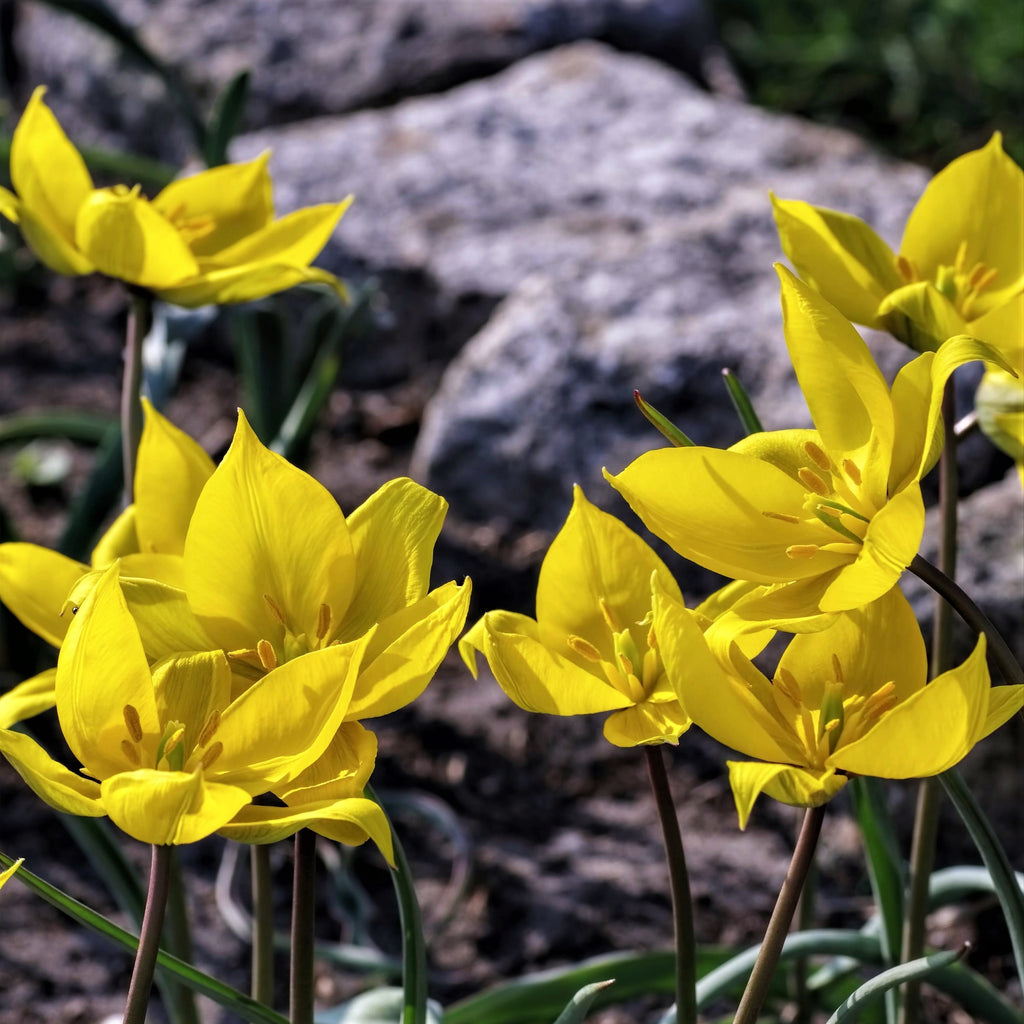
[289, 829, 317, 1024]
[732, 805, 826, 1024]
[251, 843, 274, 1006]
[122, 844, 172, 1024]
[120, 290, 151, 500]
[908, 555, 1023, 688]
[644, 746, 697, 1024]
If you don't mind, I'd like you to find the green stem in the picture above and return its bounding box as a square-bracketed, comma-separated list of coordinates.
[251, 843, 275, 1006]
[290, 829, 317, 1024]
[644, 746, 697, 1024]
[900, 383, 959, 1024]
[120, 290, 151, 499]
[732, 805, 826, 1024]
[122, 844, 172, 1024]
[367, 785, 428, 1024]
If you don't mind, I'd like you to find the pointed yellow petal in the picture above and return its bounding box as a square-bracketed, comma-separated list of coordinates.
[724, 574, 838, 632]
[344, 580, 471, 721]
[0, 858, 24, 892]
[833, 636, 992, 777]
[728, 761, 843, 829]
[0, 542, 89, 647]
[0, 727, 103, 816]
[10, 87, 93, 251]
[772, 194, 900, 326]
[134, 400, 214, 556]
[275, 722, 377, 803]
[0, 185, 20, 224]
[339, 478, 447, 640]
[602, 699, 690, 747]
[152, 155, 274, 257]
[0, 669, 57, 729]
[467, 609, 633, 715]
[536, 484, 680, 652]
[101, 769, 250, 845]
[219, 797, 394, 864]
[901, 134, 1024, 285]
[157, 261, 347, 307]
[16, 203, 95, 275]
[74, 187, 199, 288]
[978, 684, 1024, 741]
[91, 506, 140, 566]
[117, 576, 216, 660]
[57, 564, 160, 781]
[606, 448, 838, 582]
[878, 282, 967, 352]
[184, 410, 355, 651]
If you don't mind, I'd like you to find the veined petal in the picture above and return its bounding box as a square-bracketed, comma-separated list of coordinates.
[901, 134, 1024, 284]
[0, 727, 103, 815]
[878, 282, 967, 352]
[0, 542, 89, 647]
[728, 760, 844, 829]
[0, 669, 57, 729]
[344, 580, 471, 721]
[602, 699, 690, 747]
[605, 448, 840, 583]
[777, 265, 893, 457]
[833, 636, 992, 777]
[74, 188, 199, 288]
[970, 293, 1024, 364]
[91, 506, 139, 566]
[117, 576, 216, 660]
[134, 399, 215, 556]
[184, 410, 355, 651]
[152, 154, 274, 257]
[101, 769, 250, 845]
[10, 87, 92, 249]
[57, 564, 160, 781]
[979, 683, 1024, 740]
[462, 609, 633, 715]
[772, 195, 901, 326]
[158, 261, 347, 307]
[152, 650, 232, 755]
[219, 797, 394, 864]
[17, 204, 95, 275]
[275, 721, 377, 803]
[536, 485, 680, 656]
[819, 485, 923, 614]
[206, 199, 352, 269]
[723, 574, 838, 632]
[339, 478, 447, 640]
[116, 553, 187, 590]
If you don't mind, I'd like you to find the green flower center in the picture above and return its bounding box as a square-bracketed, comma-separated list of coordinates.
[898, 241, 999, 321]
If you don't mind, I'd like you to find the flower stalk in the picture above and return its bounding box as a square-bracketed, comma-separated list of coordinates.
[122, 843, 173, 1024]
[121, 289, 151, 498]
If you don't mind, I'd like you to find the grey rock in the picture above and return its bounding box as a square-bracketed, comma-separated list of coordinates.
[11, 0, 713, 162]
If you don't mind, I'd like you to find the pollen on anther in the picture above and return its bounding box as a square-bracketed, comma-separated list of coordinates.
[797, 467, 831, 497]
[122, 704, 143, 743]
[163, 725, 185, 757]
[841, 459, 862, 485]
[968, 265, 998, 293]
[198, 741, 223, 771]
[263, 593, 287, 625]
[121, 739, 140, 766]
[316, 603, 332, 642]
[567, 635, 602, 662]
[198, 709, 221, 749]
[257, 639, 277, 671]
[831, 653, 844, 683]
[803, 441, 832, 471]
[763, 510, 801, 524]
[786, 544, 819, 559]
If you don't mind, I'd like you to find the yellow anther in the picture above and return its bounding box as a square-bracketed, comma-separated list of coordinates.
[954, 240, 968, 272]
[599, 598, 620, 632]
[122, 704, 143, 744]
[831, 653, 844, 683]
[786, 544, 819, 559]
[803, 440, 832, 471]
[197, 709, 221, 749]
[823, 717, 841, 734]
[567, 634, 602, 662]
[863, 681, 898, 720]
[763, 510, 800, 524]
[162, 725, 185, 757]
[841, 458, 862, 485]
[968, 265, 998, 293]
[896, 254, 918, 282]
[618, 651, 635, 678]
[257, 639, 278, 671]
[798, 467, 830, 497]
[774, 666, 802, 704]
[121, 739, 140, 766]
[198, 741, 223, 771]
[263, 593, 287, 625]
[316, 602, 332, 642]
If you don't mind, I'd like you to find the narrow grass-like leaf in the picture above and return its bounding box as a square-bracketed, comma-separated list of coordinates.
[0, 851, 289, 1024]
[940, 767, 1024, 982]
[633, 390, 695, 447]
[824, 947, 966, 1023]
[0, 411, 114, 445]
[552, 980, 616, 1024]
[721, 368, 764, 434]
[0, 137, 176, 191]
[927, 865, 1024, 906]
[203, 70, 251, 167]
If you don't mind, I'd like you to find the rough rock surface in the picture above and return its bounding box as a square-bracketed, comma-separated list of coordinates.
[10, 0, 713, 161]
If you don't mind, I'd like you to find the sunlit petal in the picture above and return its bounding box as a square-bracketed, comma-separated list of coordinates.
[0, 669, 57, 729]
[0, 543, 89, 647]
[728, 761, 844, 829]
[0, 727, 103, 816]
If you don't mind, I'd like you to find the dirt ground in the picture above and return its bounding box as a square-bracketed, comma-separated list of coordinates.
[0, 276, 1021, 1023]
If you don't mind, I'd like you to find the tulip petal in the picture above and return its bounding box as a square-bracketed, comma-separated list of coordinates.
[0, 186, 20, 224]
[158, 261, 347, 307]
[152, 650, 233, 756]
[101, 769, 250, 845]
[877, 282, 967, 352]
[117, 576, 216, 660]
[602, 699, 690, 747]
[275, 722, 377, 803]
[218, 797, 394, 864]
[728, 761, 844, 829]
[0, 859, 23, 892]
[184, 411, 355, 651]
[91, 506, 139, 566]
[0, 543, 89, 647]
[0, 669, 57, 729]
[0, 727, 103, 816]
[152, 155, 274, 257]
[340, 478, 447, 640]
[979, 683, 1024, 740]
[772, 195, 901, 326]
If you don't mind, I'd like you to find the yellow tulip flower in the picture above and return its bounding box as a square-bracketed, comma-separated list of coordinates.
[657, 586, 1024, 827]
[0, 87, 350, 306]
[772, 133, 1023, 354]
[606, 267, 1009, 627]
[460, 486, 691, 746]
[0, 564, 392, 856]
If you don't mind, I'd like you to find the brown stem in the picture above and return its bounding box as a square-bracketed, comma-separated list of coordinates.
[122, 844, 172, 1024]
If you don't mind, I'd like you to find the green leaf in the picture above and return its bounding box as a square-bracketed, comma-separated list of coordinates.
[0, 851, 289, 1024]
[633, 390, 695, 447]
[315, 989, 443, 1024]
[825, 946, 966, 1024]
[721, 369, 764, 435]
[0, 411, 114, 445]
[552, 980, 615, 1024]
[203, 70, 252, 168]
